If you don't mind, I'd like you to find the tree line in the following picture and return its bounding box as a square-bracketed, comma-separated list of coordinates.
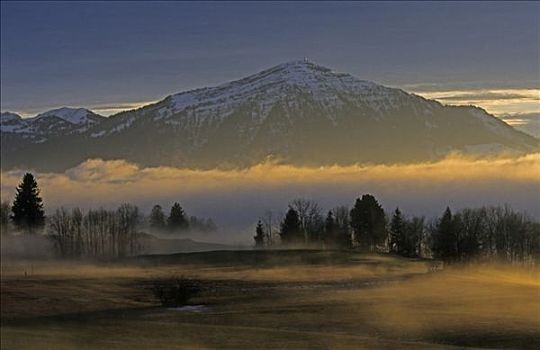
[148, 203, 216, 234]
[0, 173, 216, 258]
[1, 173, 45, 234]
[2, 173, 538, 263]
[254, 195, 540, 264]
[48, 204, 141, 258]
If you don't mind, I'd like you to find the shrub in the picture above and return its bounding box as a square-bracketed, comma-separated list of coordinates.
[152, 278, 201, 307]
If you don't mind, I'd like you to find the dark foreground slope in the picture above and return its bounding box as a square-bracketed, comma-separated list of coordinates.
[2, 250, 538, 349]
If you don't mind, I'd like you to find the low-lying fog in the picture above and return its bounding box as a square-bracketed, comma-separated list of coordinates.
[1, 153, 539, 244]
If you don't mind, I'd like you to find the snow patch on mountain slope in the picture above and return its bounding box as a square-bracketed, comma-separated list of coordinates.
[1, 112, 22, 122]
[1, 112, 31, 133]
[91, 114, 136, 137]
[33, 107, 98, 125]
[2, 60, 535, 162]
[1, 108, 104, 136]
[91, 130, 107, 138]
[110, 116, 136, 133]
[156, 60, 437, 125]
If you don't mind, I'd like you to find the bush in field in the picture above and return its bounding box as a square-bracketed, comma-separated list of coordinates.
[152, 278, 201, 307]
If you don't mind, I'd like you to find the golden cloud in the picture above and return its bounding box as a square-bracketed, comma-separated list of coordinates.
[414, 88, 540, 115]
[1, 153, 539, 210]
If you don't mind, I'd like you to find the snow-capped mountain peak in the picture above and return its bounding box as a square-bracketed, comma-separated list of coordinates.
[0, 112, 26, 133]
[1, 107, 105, 137]
[1, 60, 537, 172]
[0, 111, 22, 122]
[32, 107, 101, 125]
[157, 60, 415, 124]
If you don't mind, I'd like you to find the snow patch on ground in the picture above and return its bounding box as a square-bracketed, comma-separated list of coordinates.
[167, 305, 209, 313]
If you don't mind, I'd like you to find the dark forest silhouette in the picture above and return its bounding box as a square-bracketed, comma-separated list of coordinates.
[1, 173, 538, 263]
[256, 197, 539, 264]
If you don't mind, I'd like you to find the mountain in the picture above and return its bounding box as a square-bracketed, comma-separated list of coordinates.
[1, 108, 106, 164]
[0, 112, 25, 133]
[31, 107, 105, 133]
[1, 61, 538, 171]
[1, 107, 105, 141]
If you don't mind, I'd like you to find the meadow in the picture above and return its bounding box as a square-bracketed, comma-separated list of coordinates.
[1, 250, 539, 349]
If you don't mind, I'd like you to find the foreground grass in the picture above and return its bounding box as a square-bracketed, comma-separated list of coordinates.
[1, 251, 539, 349]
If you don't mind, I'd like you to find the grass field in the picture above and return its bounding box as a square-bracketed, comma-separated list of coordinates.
[1, 250, 539, 349]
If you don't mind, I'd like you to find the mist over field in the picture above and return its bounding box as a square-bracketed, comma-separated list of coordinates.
[2, 153, 538, 243]
[2, 253, 539, 350]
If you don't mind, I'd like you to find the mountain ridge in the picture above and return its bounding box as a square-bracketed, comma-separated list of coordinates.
[1, 60, 538, 171]
[1, 107, 105, 141]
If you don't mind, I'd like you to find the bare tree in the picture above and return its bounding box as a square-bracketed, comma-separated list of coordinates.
[117, 203, 139, 256]
[290, 198, 323, 243]
[48, 208, 73, 257]
[261, 210, 281, 246]
[333, 206, 349, 233]
[49, 204, 142, 258]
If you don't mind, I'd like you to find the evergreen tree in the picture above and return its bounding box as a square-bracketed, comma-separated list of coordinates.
[149, 204, 167, 231]
[254, 220, 265, 248]
[456, 209, 482, 261]
[324, 211, 336, 247]
[280, 207, 303, 245]
[11, 173, 45, 233]
[389, 207, 405, 254]
[333, 206, 352, 249]
[1, 201, 10, 235]
[350, 198, 363, 244]
[350, 194, 386, 250]
[431, 207, 458, 262]
[403, 216, 424, 258]
[167, 202, 188, 232]
[189, 216, 217, 232]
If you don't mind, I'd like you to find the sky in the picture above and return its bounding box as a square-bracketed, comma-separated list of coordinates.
[1, 1, 539, 241]
[1, 1, 539, 130]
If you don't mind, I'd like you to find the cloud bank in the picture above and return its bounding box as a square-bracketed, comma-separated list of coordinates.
[414, 88, 540, 116]
[499, 113, 540, 138]
[410, 88, 539, 138]
[2, 154, 539, 242]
